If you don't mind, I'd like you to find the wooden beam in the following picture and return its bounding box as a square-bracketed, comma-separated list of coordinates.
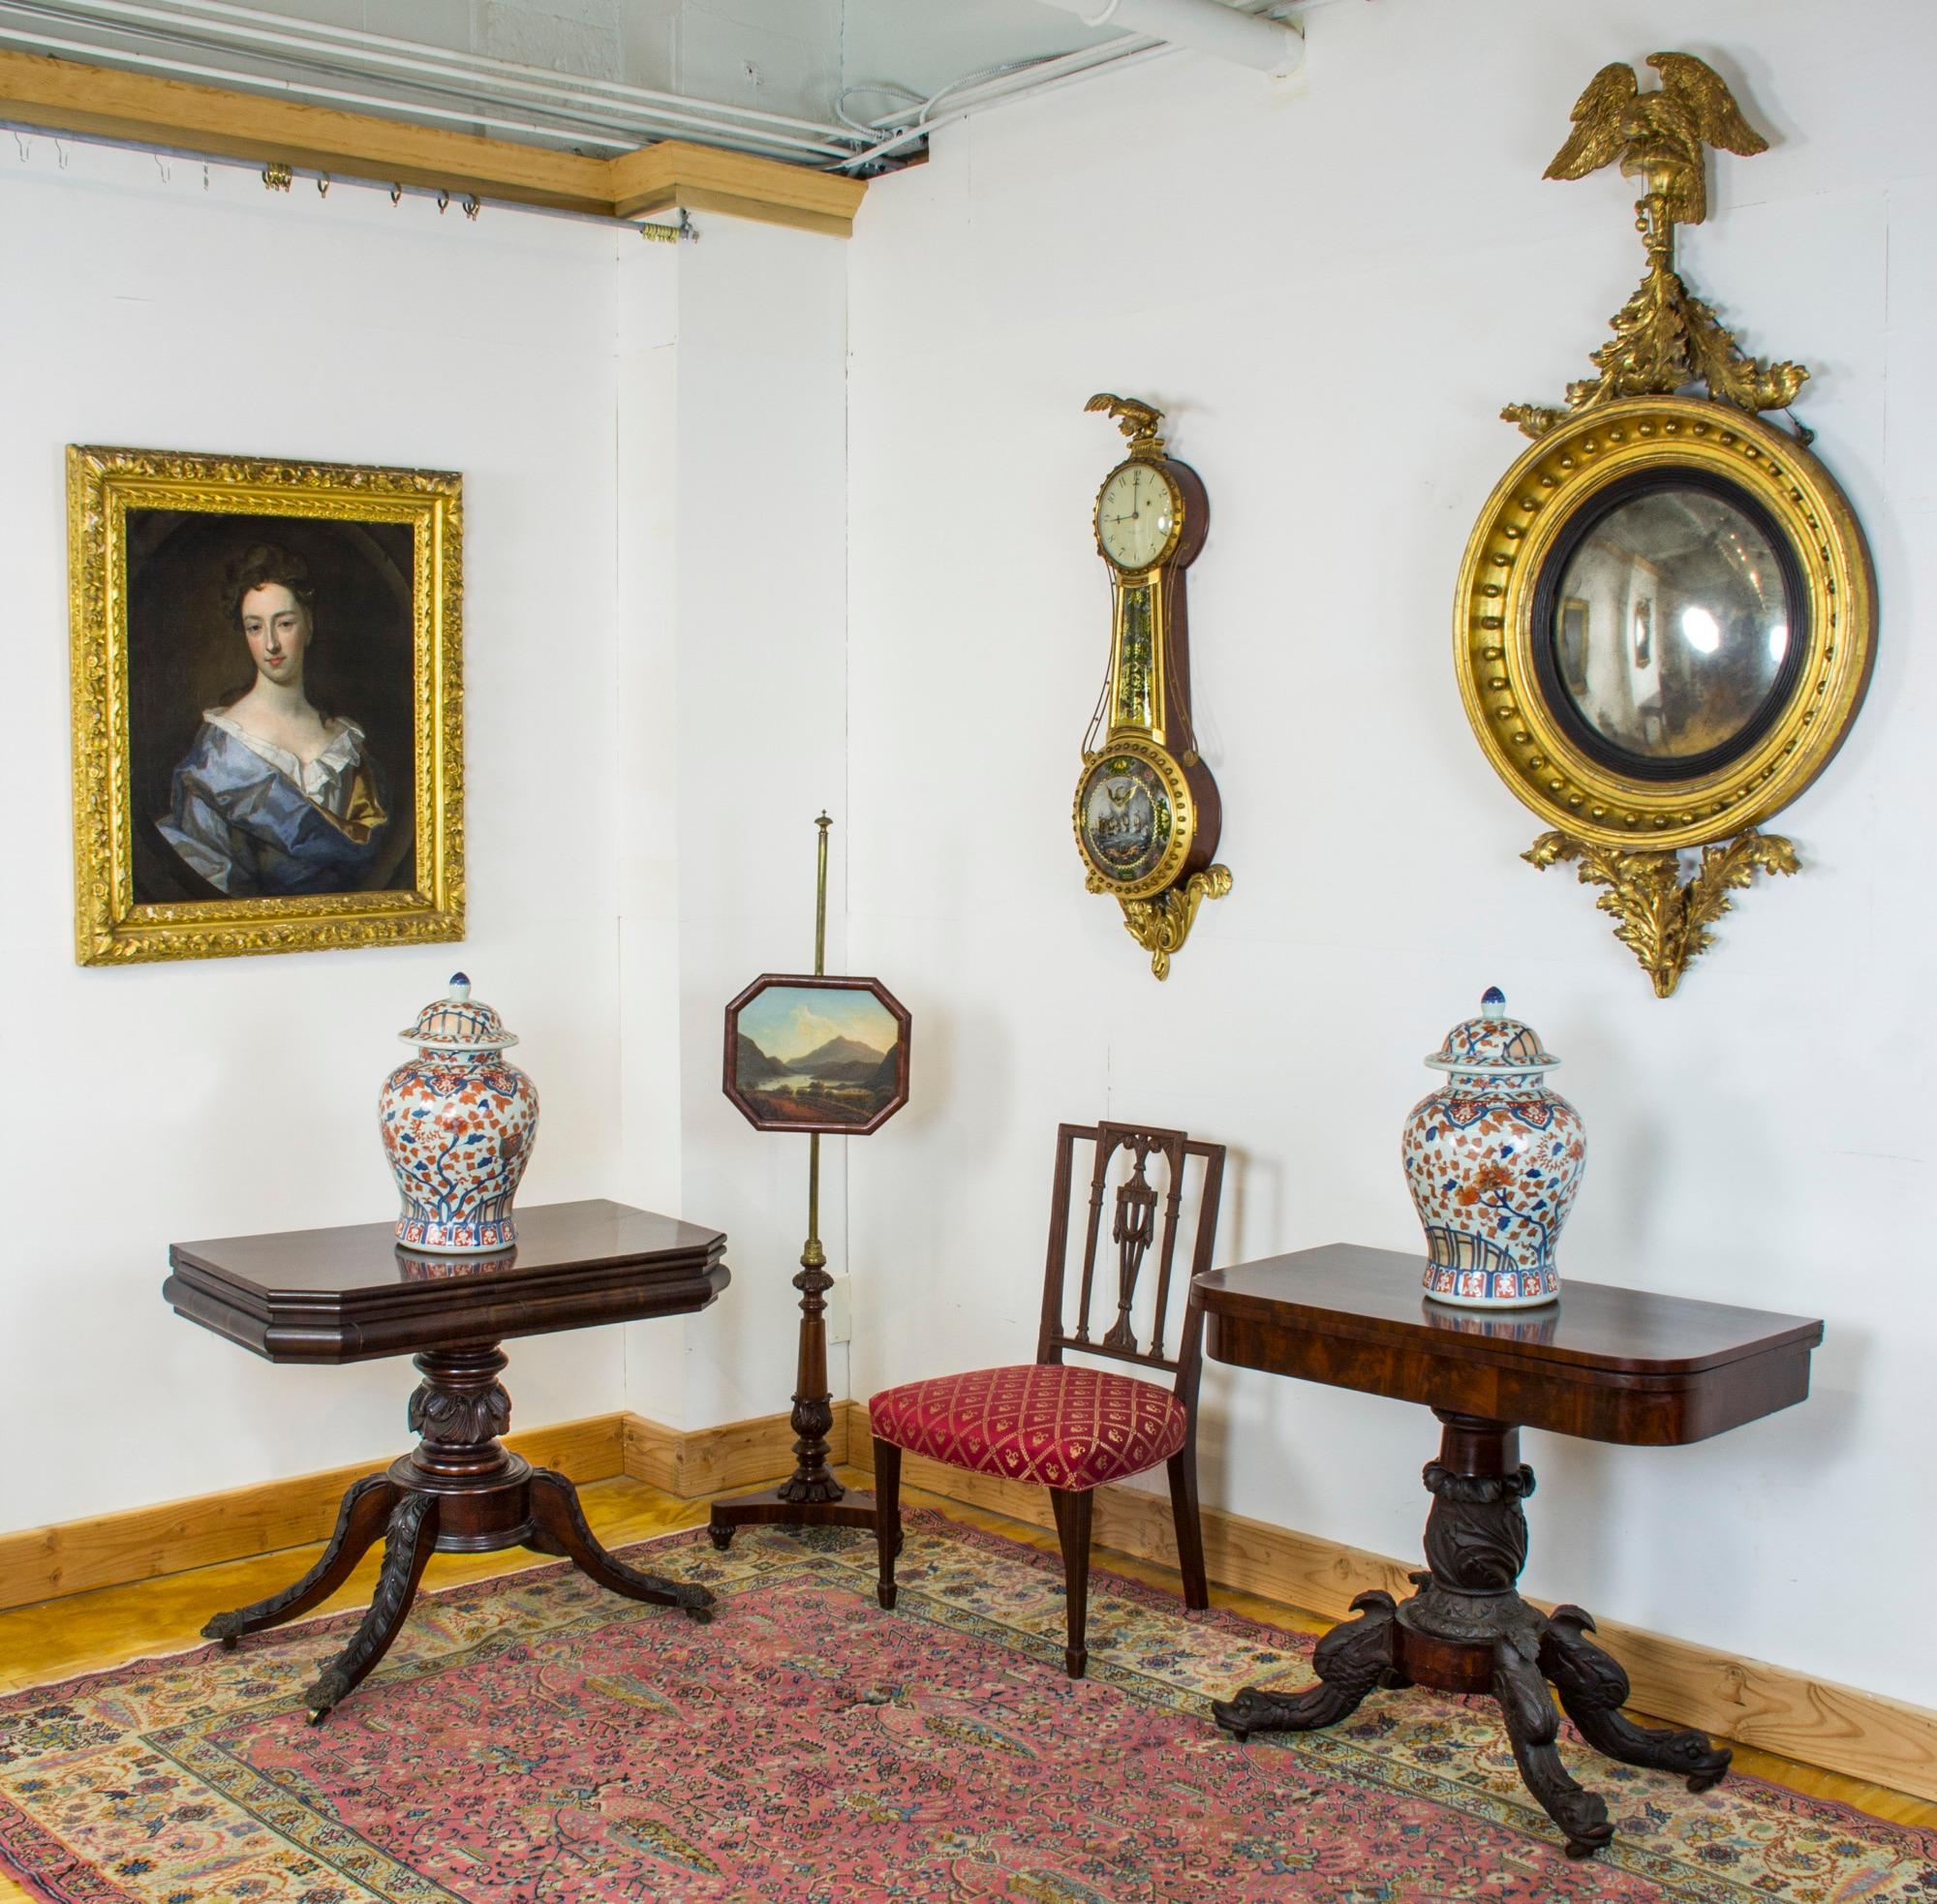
[0, 46, 613, 212]
[846, 1411, 1937, 1805]
[608, 141, 865, 238]
[0, 49, 866, 233]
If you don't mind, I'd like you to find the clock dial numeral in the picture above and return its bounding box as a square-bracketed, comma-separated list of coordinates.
[1097, 465, 1178, 569]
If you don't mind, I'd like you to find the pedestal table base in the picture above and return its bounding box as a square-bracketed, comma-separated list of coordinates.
[201, 1345, 713, 1721]
[1212, 1413, 1731, 1858]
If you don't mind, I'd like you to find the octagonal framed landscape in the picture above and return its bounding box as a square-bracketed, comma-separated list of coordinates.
[723, 972, 910, 1135]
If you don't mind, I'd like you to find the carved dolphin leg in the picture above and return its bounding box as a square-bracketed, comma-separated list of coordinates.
[1492, 1629, 1614, 1858]
[1213, 1590, 1398, 1737]
[1542, 1605, 1732, 1792]
[304, 1489, 439, 1723]
[526, 1467, 714, 1622]
[201, 1473, 395, 1648]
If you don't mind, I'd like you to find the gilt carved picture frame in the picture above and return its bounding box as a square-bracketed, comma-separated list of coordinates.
[69, 445, 464, 965]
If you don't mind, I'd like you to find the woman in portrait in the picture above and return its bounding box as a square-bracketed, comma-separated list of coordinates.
[157, 544, 394, 897]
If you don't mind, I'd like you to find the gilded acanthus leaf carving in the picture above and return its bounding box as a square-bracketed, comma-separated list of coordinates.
[1523, 829, 1799, 998]
[1116, 864, 1232, 981]
[1506, 53, 1805, 440]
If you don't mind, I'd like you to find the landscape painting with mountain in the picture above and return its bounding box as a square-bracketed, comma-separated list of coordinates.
[725, 977, 909, 1134]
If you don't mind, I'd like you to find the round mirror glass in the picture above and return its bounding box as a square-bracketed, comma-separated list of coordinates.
[1550, 482, 1795, 765]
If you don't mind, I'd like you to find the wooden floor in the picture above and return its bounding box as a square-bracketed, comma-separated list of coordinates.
[0, 1466, 1928, 1903]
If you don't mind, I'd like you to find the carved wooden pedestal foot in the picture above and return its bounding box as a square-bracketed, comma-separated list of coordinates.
[1213, 1412, 1731, 1858]
[200, 1344, 715, 1720]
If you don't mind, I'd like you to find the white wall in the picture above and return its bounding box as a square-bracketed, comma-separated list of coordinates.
[844, 0, 1937, 1708]
[0, 147, 640, 1528]
[628, 216, 853, 1433]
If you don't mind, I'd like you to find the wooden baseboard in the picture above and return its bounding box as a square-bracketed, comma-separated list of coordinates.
[0, 1412, 626, 1612]
[11, 1398, 1931, 1802]
[624, 1403, 847, 1499]
[843, 1403, 1937, 1804]
[0, 1403, 831, 1613]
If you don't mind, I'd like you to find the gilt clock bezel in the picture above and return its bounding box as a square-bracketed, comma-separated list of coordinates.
[1093, 457, 1186, 575]
[1071, 736, 1198, 900]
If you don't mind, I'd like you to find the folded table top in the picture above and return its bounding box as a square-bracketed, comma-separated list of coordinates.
[166, 1198, 729, 1365]
[1196, 1244, 1822, 1446]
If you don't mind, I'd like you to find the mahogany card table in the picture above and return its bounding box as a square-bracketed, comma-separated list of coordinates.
[1195, 1244, 1822, 1858]
[164, 1199, 728, 1721]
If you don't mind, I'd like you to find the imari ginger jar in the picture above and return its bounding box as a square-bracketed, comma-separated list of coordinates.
[380, 974, 539, 1253]
[1401, 987, 1583, 1309]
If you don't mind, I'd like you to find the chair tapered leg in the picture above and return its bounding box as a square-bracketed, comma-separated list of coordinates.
[873, 1436, 903, 1610]
[1165, 1446, 1210, 1611]
[1048, 1486, 1095, 1679]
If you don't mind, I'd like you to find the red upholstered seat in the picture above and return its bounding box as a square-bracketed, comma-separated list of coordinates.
[870, 1363, 1188, 1492]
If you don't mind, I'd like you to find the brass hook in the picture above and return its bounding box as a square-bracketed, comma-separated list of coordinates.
[390, 181, 403, 205]
[316, 172, 330, 198]
[261, 161, 292, 192]
[462, 194, 479, 220]
[436, 187, 449, 213]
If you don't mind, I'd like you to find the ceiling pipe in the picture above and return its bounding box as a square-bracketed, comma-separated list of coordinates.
[1031, 0, 1302, 77]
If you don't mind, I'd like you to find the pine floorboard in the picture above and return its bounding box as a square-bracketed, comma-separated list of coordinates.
[0, 1467, 1928, 1904]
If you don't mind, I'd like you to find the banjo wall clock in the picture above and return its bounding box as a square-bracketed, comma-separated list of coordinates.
[1073, 393, 1232, 979]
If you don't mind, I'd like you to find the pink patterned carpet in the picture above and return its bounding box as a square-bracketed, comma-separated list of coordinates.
[2, 1512, 1932, 1901]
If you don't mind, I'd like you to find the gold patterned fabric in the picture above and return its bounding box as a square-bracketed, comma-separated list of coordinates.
[870, 1363, 1187, 1490]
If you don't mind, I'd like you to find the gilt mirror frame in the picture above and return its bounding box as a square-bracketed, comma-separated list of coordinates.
[1455, 52, 1876, 997]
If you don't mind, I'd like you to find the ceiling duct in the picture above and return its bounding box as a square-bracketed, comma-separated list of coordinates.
[1031, 0, 1302, 77]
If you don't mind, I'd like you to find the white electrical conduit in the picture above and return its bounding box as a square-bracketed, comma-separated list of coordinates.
[832, 36, 1172, 171]
[0, 0, 868, 158]
[0, 22, 657, 149]
[1034, 0, 1302, 77]
[13, 0, 861, 142]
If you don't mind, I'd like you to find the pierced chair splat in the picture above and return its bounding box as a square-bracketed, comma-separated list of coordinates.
[868, 1121, 1227, 1677]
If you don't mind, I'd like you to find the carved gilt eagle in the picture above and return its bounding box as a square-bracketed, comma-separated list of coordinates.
[1545, 52, 1766, 228]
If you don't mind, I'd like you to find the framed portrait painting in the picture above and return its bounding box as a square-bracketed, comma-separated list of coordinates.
[68, 445, 463, 964]
[723, 973, 911, 1135]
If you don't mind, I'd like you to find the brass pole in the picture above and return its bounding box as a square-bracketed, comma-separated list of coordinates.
[779, 812, 839, 1505]
[708, 807, 882, 1543]
[806, 811, 829, 1254]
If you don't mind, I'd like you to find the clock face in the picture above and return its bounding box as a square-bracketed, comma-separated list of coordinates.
[1077, 752, 1175, 887]
[1096, 462, 1181, 571]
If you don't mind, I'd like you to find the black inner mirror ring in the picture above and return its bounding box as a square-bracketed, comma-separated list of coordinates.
[1529, 464, 1809, 784]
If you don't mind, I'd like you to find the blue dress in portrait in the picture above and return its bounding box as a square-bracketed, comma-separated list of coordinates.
[158, 710, 393, 897]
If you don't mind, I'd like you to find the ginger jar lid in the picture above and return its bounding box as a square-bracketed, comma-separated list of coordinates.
[399, 972, 519, 1054]
[1424, 987, 1557, 1075]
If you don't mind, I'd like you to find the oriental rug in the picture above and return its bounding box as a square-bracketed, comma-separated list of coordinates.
[1, 1513, 1931, 1903]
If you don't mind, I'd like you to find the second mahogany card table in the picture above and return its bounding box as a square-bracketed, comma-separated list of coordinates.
[1195, 1244, 1822, 1858]
[164, 1199, 728, 1722]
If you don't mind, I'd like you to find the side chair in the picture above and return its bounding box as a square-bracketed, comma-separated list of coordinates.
[868, 1120, 1227, 1678]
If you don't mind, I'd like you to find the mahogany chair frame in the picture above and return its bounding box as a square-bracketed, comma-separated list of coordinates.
[873, 1120, 1227, 1677]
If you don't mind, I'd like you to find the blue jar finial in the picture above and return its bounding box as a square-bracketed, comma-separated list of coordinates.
[448, 971, 471, 1001]
[1481, 985, 1506, 1014]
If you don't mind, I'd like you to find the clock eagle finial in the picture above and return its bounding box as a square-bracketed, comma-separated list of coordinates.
[1086, 392, 1167, 457]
